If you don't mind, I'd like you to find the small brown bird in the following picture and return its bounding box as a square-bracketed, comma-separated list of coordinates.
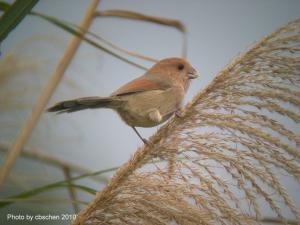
[47, 57, 198, 144]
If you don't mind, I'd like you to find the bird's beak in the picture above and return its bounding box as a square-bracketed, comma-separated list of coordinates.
[187, 67, 198, 79]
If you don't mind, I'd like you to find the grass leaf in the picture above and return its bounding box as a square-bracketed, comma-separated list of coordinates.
[0, 166, 118, 208]
[0, 2, 147, 70]
[31, 11, 148, 70]
[0, 0, 39, 42]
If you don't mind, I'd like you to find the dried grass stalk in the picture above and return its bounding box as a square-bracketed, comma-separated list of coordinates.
[0, 0, 100, 186]
[63, 166, 80, 213]
[0, 141, 107, 183]
[72, 18, 300, 225]
[94, 10, 187, 58]
[94, 10, 185, 32]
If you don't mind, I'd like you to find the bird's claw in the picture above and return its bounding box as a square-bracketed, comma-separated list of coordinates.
[175, 110, 184, 118]
[142, 138, 148, 144]
[143, 138, 153, 147]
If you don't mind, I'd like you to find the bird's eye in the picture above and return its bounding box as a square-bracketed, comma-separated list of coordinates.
[177, 64, 184, 71]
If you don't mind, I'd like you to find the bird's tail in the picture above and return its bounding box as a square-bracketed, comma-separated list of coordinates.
[47, 96, 123, 113]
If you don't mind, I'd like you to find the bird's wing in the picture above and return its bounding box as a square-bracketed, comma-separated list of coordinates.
[111, 74, 171, 96]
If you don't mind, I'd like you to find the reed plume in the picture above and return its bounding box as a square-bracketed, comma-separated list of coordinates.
[72, 18, 300, 225]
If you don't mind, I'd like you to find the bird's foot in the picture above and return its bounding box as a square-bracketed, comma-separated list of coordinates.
[175, 110, 184, 118]
[132, 126, 153, 147]
[142, 138, 153, 147]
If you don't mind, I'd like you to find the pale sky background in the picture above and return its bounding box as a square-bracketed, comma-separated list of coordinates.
[0, 0, 300, 224]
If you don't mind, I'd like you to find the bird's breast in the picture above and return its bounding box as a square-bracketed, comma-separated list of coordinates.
[116, 88, 184, 127]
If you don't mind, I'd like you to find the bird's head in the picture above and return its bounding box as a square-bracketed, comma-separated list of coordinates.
[147, 57, 198, 91]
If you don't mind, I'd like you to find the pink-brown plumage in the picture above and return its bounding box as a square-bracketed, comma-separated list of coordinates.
[47, 57, 198, 143]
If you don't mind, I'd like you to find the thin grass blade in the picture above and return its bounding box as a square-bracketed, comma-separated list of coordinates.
[0, 0, 39, 42]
